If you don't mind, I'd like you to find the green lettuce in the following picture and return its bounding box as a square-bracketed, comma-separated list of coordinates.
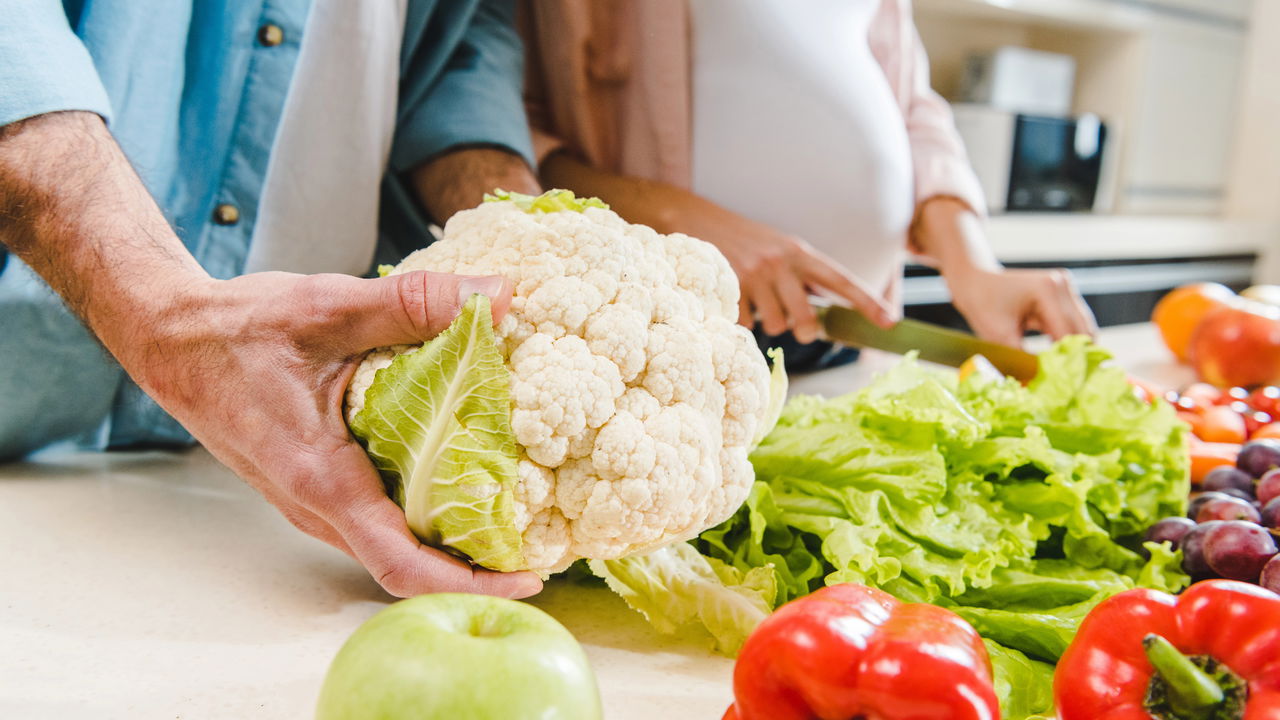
[602, 338, 1189, 718]
[349, 295, 525, 572]
[484, 188, 609, 214]
[588, 543, 775, 656]
[984, 640, 1056, 720]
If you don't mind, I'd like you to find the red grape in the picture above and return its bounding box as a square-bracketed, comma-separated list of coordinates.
[1204, 521, 1279, 581]
[1238, 440, 1280, 478]
[1144, 517, 1196, 549]
[1197, 496, 1263, 524]
[1262, 554, 1280, 594]
[1188, 492, 1234, 520]
[1259, 469, 1280, 505]
[1262, 497, 1280, 529]
[1202, 466, 1256, 496]
[1182, 521, 1224, 577]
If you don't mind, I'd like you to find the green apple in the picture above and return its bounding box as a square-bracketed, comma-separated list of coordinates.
[316, 593, 603, 720]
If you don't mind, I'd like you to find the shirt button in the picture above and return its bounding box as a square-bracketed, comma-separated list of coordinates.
[257, 24, 284, 47]
[212, 204, 241, 226]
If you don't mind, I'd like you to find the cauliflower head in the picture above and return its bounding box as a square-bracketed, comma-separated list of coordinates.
[345, 190, 783, 575]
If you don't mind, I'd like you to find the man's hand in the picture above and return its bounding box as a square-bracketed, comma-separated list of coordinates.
[129, 270, 541, 598]
[913, 197, 1096, 346]
[1, 111, 542, 598]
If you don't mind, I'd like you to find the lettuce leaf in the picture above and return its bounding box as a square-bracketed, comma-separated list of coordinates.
[984, 640, 1056, 720]
[751, 347, 789, 449]
[484, 188, 609, 214]
[588, 543, 775, 655]
[349, 295, 524, 572]
[597, 338, 1189, 717]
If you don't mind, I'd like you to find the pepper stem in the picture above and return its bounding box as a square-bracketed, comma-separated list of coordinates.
[1143, 634, 1225, 719]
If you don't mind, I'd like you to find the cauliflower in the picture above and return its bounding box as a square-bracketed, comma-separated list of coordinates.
[346, 190, 783, 575]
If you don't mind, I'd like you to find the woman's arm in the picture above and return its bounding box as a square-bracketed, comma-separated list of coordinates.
[875, 2, 1095, 343]
[912, 197, 1096, 345]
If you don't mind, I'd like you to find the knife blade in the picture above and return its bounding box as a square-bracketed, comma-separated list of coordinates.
[817, 304, 1040, 382]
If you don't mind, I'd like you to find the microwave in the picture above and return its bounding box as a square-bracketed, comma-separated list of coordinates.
[952, 104, 1110, 213]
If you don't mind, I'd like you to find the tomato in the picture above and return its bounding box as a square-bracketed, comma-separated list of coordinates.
[1249, 386, 1280, 416]
[1190, 442, 1241, 486]
[1223, 386, 1251, 405]
[1152, 283, 1238, 363]
[1180, 382, 1225, 409]
[1246, 411, 1274, 437]
[1197, 405, 1248, 444]
[1189, 302, 1280, 388]
[1177, 410, 1206, 438]
[1252, 422, 1280, 441]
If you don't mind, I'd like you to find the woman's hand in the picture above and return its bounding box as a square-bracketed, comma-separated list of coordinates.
[538, 152, 897, 344]
[914, 197, 1096, 346]
[652, 194, 898, 343]
[945, 266, 1097, 347]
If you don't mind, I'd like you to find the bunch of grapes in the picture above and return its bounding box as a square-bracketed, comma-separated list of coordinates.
[1146, 439, 1280, 591]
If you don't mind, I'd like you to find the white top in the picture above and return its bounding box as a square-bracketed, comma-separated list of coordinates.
[689, 0, 915, 297]
[246, 0, 409, 276]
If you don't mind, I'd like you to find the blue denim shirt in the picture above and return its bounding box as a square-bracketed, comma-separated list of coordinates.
[0, 0, 533, 453]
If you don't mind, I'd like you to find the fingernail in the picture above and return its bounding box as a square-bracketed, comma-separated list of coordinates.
[457, 275, 507, 305]
[508, 574, 543, 599]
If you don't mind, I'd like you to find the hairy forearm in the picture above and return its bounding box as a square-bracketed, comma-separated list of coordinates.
[410, 146, 541, 225]
[909, 197, 1000, 276]
[0, 111, 209, 352]
[538, 151, 687, 232]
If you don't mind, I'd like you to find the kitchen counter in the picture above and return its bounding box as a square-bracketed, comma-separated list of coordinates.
[0, 323, 1189, 719]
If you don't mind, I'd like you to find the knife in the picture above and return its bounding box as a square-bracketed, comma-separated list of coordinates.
[817, 304, 1040, 383]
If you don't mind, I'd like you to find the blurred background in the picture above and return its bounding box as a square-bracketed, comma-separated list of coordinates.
[903, 0, 1278, 328]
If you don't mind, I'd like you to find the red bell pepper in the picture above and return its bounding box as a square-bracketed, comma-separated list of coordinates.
[1055, 580, 1280, 720]
[723, 583, 999, 720]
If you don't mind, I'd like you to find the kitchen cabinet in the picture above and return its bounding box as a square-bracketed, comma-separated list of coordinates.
[914, 0, 1251, 216]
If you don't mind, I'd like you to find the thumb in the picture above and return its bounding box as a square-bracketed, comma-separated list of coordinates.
[338, 270, 513, 351]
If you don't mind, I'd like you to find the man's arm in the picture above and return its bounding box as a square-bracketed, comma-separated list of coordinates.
[0, 111, 540, 599]
[0, 112, 206, 352]
[411, 146, 541, 224]
[394, 1, 541, 224]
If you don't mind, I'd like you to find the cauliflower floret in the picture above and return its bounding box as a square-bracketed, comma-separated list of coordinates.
[509, 334, 624, 467]
[351, 194, 777, 574]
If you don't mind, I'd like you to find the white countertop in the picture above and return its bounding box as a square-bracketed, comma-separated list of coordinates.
[0, 324, 1188, 719]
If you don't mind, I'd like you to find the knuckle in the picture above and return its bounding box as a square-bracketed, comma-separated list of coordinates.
[376, 566, 415, 598]
[292, 274, 349, 326]
[395, 271, 432, 334]
[279, 505, 326, 539]
[739, 257, 766, 278]
[761, 249, 788, 270]
[279, 460, 337, 509]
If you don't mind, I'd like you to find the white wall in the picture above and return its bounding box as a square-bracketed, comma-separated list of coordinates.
[1226, 0, 1280, 281]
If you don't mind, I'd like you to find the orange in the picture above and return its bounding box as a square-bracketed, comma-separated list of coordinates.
[1152, 283, 1237, 363]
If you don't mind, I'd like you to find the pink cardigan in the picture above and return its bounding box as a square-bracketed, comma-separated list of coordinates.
[520, 0, 987, 234]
